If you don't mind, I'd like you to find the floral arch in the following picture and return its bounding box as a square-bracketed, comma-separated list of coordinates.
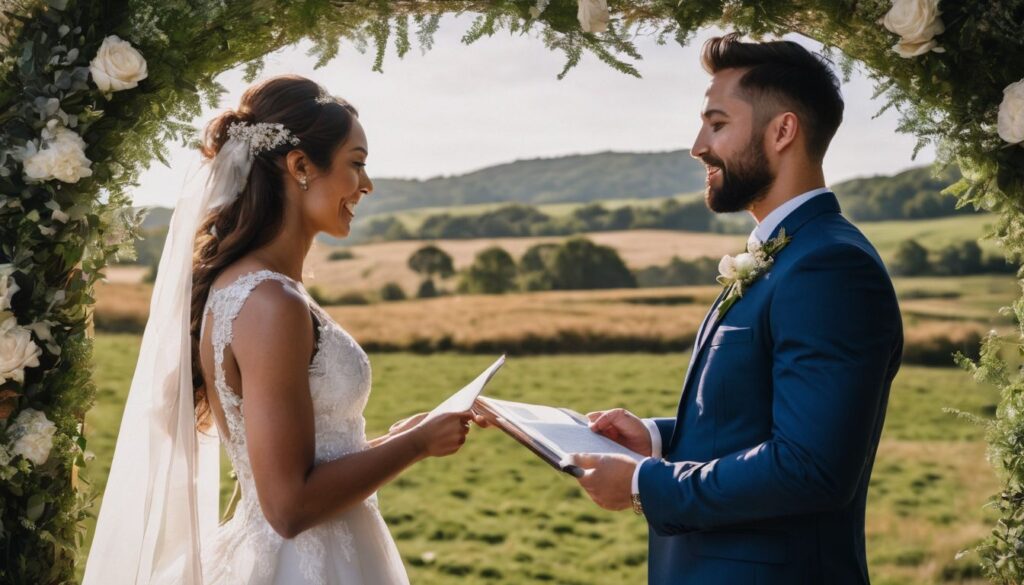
[0, 0, 1022, 582]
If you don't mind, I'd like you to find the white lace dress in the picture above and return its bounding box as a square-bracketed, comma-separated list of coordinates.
[194, 269, 410, 585]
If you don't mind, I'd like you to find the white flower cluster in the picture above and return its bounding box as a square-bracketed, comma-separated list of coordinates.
[998, 79, 1024, 145]
[6, 408, 57, 467]
[227, 121, 301, 156]
[20, 120, 93, 184]
[89, 35, 148, 93]
[0, 313, 40, 385]
[530, 0, 608, 33]
[718, 239, 771, 292]
[881, 0, 945, 58]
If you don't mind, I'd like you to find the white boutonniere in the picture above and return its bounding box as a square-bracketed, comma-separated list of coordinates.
[715, 228, 792, 320]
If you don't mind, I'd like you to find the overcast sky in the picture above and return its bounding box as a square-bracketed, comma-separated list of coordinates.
[132, 17, 936, 208]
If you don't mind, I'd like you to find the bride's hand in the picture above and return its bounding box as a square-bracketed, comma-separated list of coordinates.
[389, 412, 428, 435]
[410, 412, 473, 458]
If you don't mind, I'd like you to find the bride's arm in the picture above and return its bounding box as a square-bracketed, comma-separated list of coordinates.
[232, 283, 469, 539]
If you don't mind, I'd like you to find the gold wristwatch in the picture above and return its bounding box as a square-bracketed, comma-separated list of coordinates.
[631, 493, 643, 515]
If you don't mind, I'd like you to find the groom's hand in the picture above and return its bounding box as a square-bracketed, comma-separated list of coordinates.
[586, 409, 653, 456]
[571, 453, 636, 511]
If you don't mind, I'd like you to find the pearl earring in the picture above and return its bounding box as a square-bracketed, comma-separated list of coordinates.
[299, 176, 308, 190]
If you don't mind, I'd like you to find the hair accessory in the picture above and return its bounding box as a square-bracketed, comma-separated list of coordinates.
[315, 93, 334, 105]
[226, 121, 301, 156]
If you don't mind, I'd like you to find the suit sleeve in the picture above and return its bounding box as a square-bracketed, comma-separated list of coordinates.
[638, 244, 902, 535]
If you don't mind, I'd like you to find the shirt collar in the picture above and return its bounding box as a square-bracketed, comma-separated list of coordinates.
[749, 187, 832, 246]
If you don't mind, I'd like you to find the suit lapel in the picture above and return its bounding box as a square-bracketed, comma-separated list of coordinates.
[670, 288, 728, 448]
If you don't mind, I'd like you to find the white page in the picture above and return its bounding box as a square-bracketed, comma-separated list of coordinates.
[484, 398, 644, 462]
[427, 354, 506, 420]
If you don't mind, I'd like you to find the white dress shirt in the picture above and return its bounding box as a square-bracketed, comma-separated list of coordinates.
[630, 187, 832, 498]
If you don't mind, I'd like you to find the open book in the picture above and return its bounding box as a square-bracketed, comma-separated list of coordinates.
[473, 396, 645, 477]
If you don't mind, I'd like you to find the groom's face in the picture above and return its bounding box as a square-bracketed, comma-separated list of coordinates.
[691, 68, 776, 213]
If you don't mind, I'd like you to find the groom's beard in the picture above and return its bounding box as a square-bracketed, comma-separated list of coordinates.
[701, 139, 775, 213]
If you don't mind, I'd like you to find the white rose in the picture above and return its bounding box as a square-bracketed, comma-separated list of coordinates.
[998, 78, 1024, 145]
[21, 123, 93, 184]
[576, 0, 609, 33]
[0, 265, 18, 311]
[0, 314, 41, 384]
[882, 0, 944, 57]
[8, 408, 57, 466]
[734, 252, 757, 278]
[89, 35, 148, 93]
[718, 255, 737, 281]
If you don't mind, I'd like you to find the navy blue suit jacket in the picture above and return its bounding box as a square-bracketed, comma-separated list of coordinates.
[637, 193, 903, 584]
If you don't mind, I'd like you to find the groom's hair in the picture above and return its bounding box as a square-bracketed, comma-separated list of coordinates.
[701, 33, 844, 163]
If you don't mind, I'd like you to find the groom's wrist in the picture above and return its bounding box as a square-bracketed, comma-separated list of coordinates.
[641, 419, 662, 458]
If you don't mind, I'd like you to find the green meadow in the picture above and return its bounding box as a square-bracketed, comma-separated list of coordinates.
[80, 336, 999, 584]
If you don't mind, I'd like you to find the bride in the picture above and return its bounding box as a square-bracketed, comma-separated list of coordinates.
[83, 75, 477, 584]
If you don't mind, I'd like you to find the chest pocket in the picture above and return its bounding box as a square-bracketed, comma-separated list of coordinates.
[709, 325, 752, 347]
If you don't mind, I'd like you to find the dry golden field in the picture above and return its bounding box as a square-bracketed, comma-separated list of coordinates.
[299, 230, 745, 293]
[92, 276, 996, 361]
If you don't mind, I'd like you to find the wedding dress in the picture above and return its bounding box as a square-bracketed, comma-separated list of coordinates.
[188, 268, 410, 585]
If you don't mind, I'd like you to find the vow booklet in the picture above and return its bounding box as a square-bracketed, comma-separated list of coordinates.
[426, 354, 506, 421]
[473, 396, 645, 477]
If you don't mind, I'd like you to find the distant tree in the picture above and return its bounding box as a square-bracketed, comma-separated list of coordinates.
[891, 239, 931, 276]
[328, 248, 355, 261]
[550, 237, 636, 290]
[635, 256, 719, 287]
[519, 243, 561, 291]
[408, 244, 454, 298]
[408, 245, 454, 279]
[359, 216, 411, 242]
[459, 247, 518, 294]
[935, 240, 984, 276]
[379, 282, 406, 302]
[416, 279, 438, 298]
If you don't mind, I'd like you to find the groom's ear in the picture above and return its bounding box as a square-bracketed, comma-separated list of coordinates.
[767, 111, 801, 156]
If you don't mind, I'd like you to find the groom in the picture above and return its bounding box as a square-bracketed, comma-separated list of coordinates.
[572, 34, 902, 584]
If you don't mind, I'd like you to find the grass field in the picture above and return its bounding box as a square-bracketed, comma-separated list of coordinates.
[79, 336, 1000, 584]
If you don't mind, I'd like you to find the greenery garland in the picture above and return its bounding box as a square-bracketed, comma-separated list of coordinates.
[0, 0, 1021, 583]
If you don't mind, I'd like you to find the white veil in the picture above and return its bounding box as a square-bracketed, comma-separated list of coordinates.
[82, 136, 254, 584]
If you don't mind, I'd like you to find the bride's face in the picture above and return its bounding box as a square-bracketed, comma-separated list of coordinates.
[303, 119, 373, 238]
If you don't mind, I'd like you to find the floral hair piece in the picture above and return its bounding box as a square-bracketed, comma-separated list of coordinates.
[315, 93, 334, 105]
[225, 121, 300, 155]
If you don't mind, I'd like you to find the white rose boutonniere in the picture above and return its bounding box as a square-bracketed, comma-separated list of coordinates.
[89, 35, 148, 94]
[21, 120, 93, 184]
[577, 0, 609, 33]
[8, 408, 57, 466]
[716, 229, 792, 320]
[881, 0, 945, 58]
[998, 78, 1024, 145]
[0, 313, 41, 384]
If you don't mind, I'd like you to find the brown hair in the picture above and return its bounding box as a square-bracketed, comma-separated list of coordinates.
[700, 33, 844, 162]
[191, 75, 358, 431]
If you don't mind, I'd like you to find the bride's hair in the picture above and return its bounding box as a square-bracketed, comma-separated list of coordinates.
[190, 75, 358, 431]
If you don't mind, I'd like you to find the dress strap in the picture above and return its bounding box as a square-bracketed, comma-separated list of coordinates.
[202, 270, 305, 414]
